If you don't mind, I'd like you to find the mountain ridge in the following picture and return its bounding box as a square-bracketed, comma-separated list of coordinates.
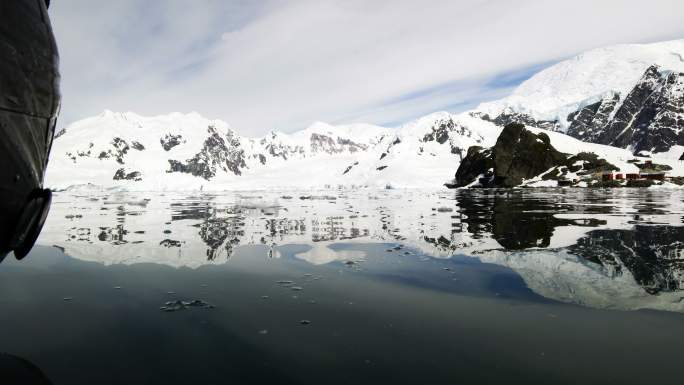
[46, 39, 684, 190]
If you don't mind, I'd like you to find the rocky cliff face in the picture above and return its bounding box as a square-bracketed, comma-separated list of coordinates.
[167, 125, 247, 179]
[480, 63, 684, 155]
[569, 226, 684, 294]
[453, 123, 566, 187]
[566, 94, 621, 141]
[452, 123, 619, 188]
[475, 109, 561, 132]
[47, 109, 510, 190]
[566, 65, 684, 154]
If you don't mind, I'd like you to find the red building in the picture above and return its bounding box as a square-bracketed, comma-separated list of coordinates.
[640, 172, 665, 181]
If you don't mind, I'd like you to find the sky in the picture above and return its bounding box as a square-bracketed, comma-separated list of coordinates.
[50, 0, 684, 136]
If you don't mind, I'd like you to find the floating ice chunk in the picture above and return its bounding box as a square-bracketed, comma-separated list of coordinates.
[159, 299, 215, 312]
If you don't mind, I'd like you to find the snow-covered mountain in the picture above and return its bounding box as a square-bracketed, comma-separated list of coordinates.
[475, 39, 684, 154]
[47, 111, 393, 190]
[46, 110, 502, 190]
[46, 39, 684, 191]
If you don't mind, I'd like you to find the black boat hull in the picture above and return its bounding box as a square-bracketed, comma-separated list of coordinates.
[0, 0, 60, 258]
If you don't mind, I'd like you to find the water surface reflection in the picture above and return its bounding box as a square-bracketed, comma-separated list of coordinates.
[1, 188, 681, 384]
[38, 189, 684, 312]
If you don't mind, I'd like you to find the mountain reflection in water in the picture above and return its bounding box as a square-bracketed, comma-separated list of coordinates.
[0, 188, 680, 385]
[37, 188, 684, 312]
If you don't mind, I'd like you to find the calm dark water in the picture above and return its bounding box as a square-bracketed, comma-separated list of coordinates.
[1, 188, 683, 384]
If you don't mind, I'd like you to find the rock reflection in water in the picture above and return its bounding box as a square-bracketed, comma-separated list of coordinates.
[37, 188, 684, 311]
[570, 226, 684, 294]
[455, 191, 607, 249]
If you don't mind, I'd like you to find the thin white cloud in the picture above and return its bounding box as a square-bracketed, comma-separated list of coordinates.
[51, 0, 684, 135]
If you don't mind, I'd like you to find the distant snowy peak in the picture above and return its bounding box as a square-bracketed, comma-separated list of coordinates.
[478, 39, 684, 123]
[476, 39, 684, 154]
[339, 112, 500, 185]
[254, 121, 392, 160]
[47, 38, 684, 190]
[47, 109, 502, 190]
[47, 111, 397, 189]
[566, 64, 684, 153]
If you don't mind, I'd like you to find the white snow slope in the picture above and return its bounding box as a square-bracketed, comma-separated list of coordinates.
[46, 39, 684, 191]
[477, 39, 684, 130]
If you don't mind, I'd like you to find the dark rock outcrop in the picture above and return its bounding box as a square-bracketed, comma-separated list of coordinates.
[477, 110, 560, 132]
[113, 168, 142, 181]
[454, 123, 566, 187]
[87, 138, 135, 164]
[111, 137, 130, 164]
[422, 120, 453, 144]
[482, 65, 684, 154]
[566, 94, 620, 141]
[259, 133, 304, 161]
[309, 133, 368, 154]
[160, 134, 183, 151]
[544, 152, 618, 180]
[167, 125, 246, 180]
[421, 116, 485, 161]
[342, 161, 358, 175]
[453, 146, 494, 187]
[565, 65, 684, 154]
[569, 226, 684, 294]
[453, 124, 617, 188]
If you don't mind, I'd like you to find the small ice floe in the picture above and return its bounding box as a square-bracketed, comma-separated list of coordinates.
[261, 295, 270, 300]
[299, 320, 311, 325]
[258, 329, 269, 335]
[276, 280, 294, 286]
[291, 286, 303, 291]
[159, 299, 215, 312]
[167, 291, 176, 295]
[63, 297, 73, 301]
[113, 286, 122, 290]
